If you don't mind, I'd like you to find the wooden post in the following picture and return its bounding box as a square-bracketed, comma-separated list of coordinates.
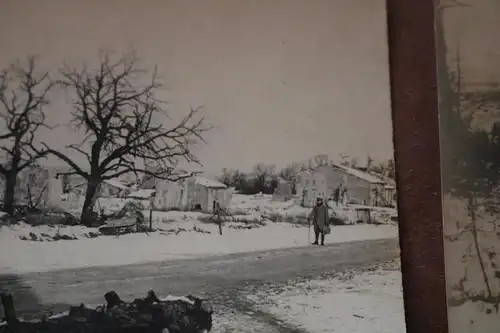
[149, 194, 154, 232]
[216, 202, 223, 235]
[149, 209, 153, 232]
[1, 291, 18, 324]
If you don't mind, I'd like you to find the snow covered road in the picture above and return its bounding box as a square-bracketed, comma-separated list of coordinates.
[0, 237, 401, 332]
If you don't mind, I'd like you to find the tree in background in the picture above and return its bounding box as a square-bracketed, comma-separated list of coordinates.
[365, 155, 374, 170]
[218, 168, 247, 189]
[339, 156, 358, 168]
[279, 163, 300, 194]
[304, 154, 329, 170]
[370, 159, 396, 180]
[251, 163, 277, 194]
[218, 164, 278, 195]
[0, 56, 54, 214]
[436, 0, 500, 313]
[44, 52, 212, 226]
[218, 153, 397, 197]
[219, 168, 236, 187]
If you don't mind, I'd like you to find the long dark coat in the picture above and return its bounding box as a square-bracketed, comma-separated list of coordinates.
[308, 204, 329, 232]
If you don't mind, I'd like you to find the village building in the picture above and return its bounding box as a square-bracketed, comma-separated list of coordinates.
[154, 176, 232, 213]
[71, 178, 132, 198]
[127, 189, 156, 200]
[138, 167, 203, 190]
[99, 179, 133, 198]
[0, 165, 63, 209]
[383, 184, 397, 206]
[295, 164, 395, 208]
[139, 173, 158, 190]
[61, 173, 86, 194]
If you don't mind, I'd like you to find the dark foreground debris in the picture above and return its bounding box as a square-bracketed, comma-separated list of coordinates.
[0, 289, 213, 333]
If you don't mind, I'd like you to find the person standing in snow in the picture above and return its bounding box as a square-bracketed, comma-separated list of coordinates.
[307, 197, 330, 246]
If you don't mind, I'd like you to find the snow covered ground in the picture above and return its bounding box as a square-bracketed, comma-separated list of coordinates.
[229, 194, 397, 225]
[215, 260, 405, 333]
[5, 261, 405, 333]
[448, 303, 500, 333]
[0, 193, 402, 332]
[0, 219, 397, 274]
[442, 195, 500, 333]
[0, 193, 398, 274]
[61, 193, 397, 225]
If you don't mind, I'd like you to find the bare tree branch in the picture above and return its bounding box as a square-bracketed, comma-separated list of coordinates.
[0, 56, 54, 213]
[47, 51, 212, 224]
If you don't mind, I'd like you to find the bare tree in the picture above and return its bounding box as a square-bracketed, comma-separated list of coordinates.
[44, 52, 212, 225]
[301, 154, 329, 171]
[280, 163, 300, 193]
[218, 168, 235, 187]
[217, 168, 250, 192]
[298, 163, 309, 172]
[436, 0, 500, 313]
[347, 157, 358, 168]
[366, 155, 374, 170]
[312, 154, 329, 167]
[369, 159, 396, 180]
[0, 56, 53, 214]
[252, 163, 276, 192]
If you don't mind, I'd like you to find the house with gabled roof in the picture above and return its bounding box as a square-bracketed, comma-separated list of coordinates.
[295, 163, 395, 208]
[154, 176, 233, 213]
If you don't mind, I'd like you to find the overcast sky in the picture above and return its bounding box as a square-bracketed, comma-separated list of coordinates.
[0, 0, 394, 174]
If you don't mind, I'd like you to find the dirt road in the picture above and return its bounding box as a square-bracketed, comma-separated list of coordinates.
[0, 237, 399, 332]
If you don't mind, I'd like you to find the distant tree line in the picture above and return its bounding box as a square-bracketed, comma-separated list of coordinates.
[217, 154, 396, 196]
[218, 164, 279, 195]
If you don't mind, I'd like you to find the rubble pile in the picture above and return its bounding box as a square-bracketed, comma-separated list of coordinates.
[0, 289, 213, 333]
[0, 204, 79, 226]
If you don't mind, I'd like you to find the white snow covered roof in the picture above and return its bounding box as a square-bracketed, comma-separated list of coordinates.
[332, 164, 385, 184]
[103, 178, 130, 190]
[127, 189, 156, 199]
[195, 177, 227, 189]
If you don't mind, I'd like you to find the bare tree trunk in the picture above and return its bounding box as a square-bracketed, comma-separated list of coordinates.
[80, 181, 99, 226]
[2, 173, 17, 215]
[2, 148, 21, 215]
[468, 192, 493, 299]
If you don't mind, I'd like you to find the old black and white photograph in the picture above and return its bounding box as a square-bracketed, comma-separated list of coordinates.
[438, 0, 500, 332]
[0, 1, 404, 332]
